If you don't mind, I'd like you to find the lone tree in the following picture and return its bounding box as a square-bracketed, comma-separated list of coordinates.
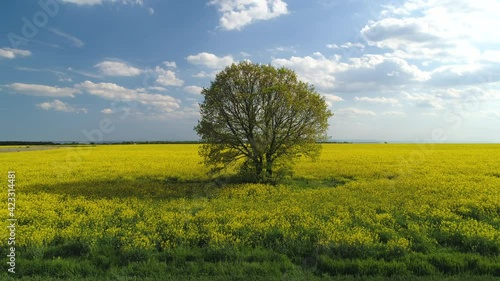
[195, 61, 332, 183]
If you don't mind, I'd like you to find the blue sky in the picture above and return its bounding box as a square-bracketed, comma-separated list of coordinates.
[1, 0, 499, 142]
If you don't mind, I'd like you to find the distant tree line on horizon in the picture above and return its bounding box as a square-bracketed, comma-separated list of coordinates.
[0, 141, 353, 146]
[0, 140, 354, 146]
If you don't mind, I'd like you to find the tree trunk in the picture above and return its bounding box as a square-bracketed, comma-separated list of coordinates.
[254, 158, 263, 181]
[265, 158, 273, 179]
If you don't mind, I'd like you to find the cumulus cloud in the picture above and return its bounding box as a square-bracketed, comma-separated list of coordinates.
[361, 17, 479, 63]
[101, 108, 114, 114]
[363, 0, 500, 63]
[435, 87, 500, 101]
[267, 46, 296, 54]
[76, 80, 180, 112]
[184, 86, 203, 95]
[482, 50, 500, 63]
[37, 100, 87, 113]
[209, 0, 288, 31]
[323, 94, 344, 102]
[94, 60, 143, 77]
[402, 92, 443, 109]
[361, 18, 438, 49]
[148, 86, 168, 92]
[336, 107, 377, 117]
[427, 63, 500, 87]
[154, 67, 184, 87]
[163, 61, 177, 68]
[354, 96, 400, 106]
[192, 71, 218, 78]
[7, 83, 80, 97]
[0, 48, 31, 59]
[327, 42, 364, 49]
[272, 53, 429, 92]
[322, 94, 344, 109]
[383, 111, 406, 116]
[482, 111, 500, 120]
[186, 52, 234, 69]
[272, 55, 345, 90]
[342, 55, 430, 84]
[273, 0, 498, 108]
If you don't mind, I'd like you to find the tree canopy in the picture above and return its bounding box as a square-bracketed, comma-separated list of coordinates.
[195, 61, 333, 183]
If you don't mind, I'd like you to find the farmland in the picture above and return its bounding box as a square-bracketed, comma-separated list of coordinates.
[1, 144, 500, 280]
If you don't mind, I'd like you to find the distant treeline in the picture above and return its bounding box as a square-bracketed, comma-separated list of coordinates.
[95, 141, 354, 145]
[0, 141, 201, 146]
[117, 141, 201, 145]
[319, 141, 353, 144]
[1, 140, 354, 146]
[0, 141, 57, 146]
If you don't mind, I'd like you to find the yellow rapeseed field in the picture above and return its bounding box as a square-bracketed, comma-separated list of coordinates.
[1, 144, 500, 278]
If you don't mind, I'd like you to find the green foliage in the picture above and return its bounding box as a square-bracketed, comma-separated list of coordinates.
[44, 240, 90, 259]
[195, 61, 332, 183]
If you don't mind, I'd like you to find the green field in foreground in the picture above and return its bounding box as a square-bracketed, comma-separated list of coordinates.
[1, 144, 500, 280]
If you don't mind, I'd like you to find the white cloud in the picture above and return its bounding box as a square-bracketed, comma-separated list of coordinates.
[49, 28, 84, 48]
[267, 46, 296, 54]
[7, 83, 80, 97]
[193, 71, 218, 78]
[184, 86, 203, 95]
[343, 55, 430, 84]
[383, 0, 500, 44]
[61, 0, 143, 6]
[383, 111, 406, 116]
[361, 17, 481, 63]
[272, 53, 429, 92]
[76, 80, 181, 112]
[148, 86, 167, 92]
[154, 67, 184, 87]
[272, 55, 346, 91]
[327, 42, 364, 49]
[336, 107, 377, 117]
[148, 7, 154, 14]
[37, 100, 87, 113]
[101, 108, 114, 114]
[428, 86, 500, 103]
[312, 52, 325, 59]
[323, 94, 344, 102]
[0, 48, 31, 59]
[240, 52, 251, 57]
[363, 0, 500, 63]
[428, 63, 495, 87]
[402, 92, 443, 109]
[361, 17, 438, 49]
[482, 111, 500, 120]
[163, 61, 177, 68]
[186, 52, 234, 69]
[94, 60, 142, 77]
[354, 96, 400, 106]
[209, 0, 288, 31]
[322, 94, 344, 108]
[482, 50, 500, 63]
